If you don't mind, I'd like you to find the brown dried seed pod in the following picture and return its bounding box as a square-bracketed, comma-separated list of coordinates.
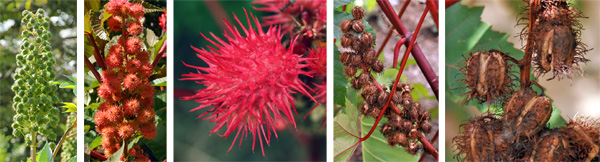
[340, 19, 352, 32]
[406, 141, 422, 155]
[391, 92, 401, 105]
[387, 132, 409, 147]
[369, 107, 380, 118]
[504, 87, 552, 137]
[400, 120, 413, 133]
[351, 39, 362, 51]
[372, 60, 384, 73]
[341, 34, 353, 48]
[530, 0, 589, 81]
[349, 54, 362, 67]
[407, 128, 419, 140]
[377, 91, 390, 105]
[352, 20, 364, 33]
[418, 121, 432, 134]
[352, 6, 365, 20]
[531, 129, 571, 162]
[357, 72, 370, 86]
[562, 116, 600, 161]
[461, 49, 515, 105]
[363, 48, 376, 65]
[351, 77, 361, 89]
[420, 111, 431, 122]
[343, 66, 357, 78]
[380, 123, 394, 136]
[361, 32, 374, 47]
[360, 103, 370, 115]
[361, 84, 377, 98]
[365, 93, 378, 105]
[452, 115, 504, 162]
[340, 52, 351, 66]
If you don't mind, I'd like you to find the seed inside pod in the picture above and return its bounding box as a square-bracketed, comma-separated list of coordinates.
[361, 32, 374, 47]
[340, 52, 351, 66]
[341, 34, 353, 48]
[363, 48, 376, 65]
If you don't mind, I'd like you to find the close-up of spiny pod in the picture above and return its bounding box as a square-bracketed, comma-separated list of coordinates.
[11, 9, 59, 161]
[339, 6, 433, 156]
[93, 0, 156, 160]
[448, 0, 600, 161]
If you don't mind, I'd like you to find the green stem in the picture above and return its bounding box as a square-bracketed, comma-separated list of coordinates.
[30, 131, 36, 162]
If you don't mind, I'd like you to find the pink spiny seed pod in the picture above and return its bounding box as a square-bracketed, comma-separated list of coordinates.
[118, 123, 134, 139]
[181, 9, 315, 157]
[125, 37, 142, 55]
[107, 15, 123, 32]
[104, 0, 130, 15]
[106, 49, 124, 69]
[135, 107, 155, 124]
[127, 20, 143, 36]
[106, 104, 123, 123]
[123, 98, 140, 116]
[127, 3, 145, 19]
[123, 73, 141, 90]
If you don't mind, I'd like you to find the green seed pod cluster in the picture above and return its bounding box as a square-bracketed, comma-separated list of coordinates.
[12, 9, 58, 145]
[60, 113, 76, 161]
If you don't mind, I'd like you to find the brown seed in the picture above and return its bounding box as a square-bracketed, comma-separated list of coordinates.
[365, 94, 378, 105]
[352, 20, 364, 33]
[340, 52, 351, 66]
[391, 92, 401, 105]
[388, 132, 409, 147]
[380, 123, 393, 136]
[341, 34, 353, 48]
[369, 107, 380, 118]
[363, 48, 376, 65]
[532, 129, 570, 162]
[361, 32, 374, 47]
[352, 6, 365, 20]
[351, 38, 362, 51]
[340, 19, 352, 32]
[372, 60, 384, 73]
[343, 66, 357, 78]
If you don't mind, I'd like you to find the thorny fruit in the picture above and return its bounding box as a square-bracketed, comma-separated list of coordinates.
[461, 49, 515, 105]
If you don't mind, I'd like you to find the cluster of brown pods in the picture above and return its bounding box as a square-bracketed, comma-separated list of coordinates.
[339, 6, 432, 155]
[454, 0, 598, 161]
[94, 0, 156, 160]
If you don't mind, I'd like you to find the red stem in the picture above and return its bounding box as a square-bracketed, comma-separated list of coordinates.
[418, 133, 438, 160]
[86, 33, 106, 70]
[521, 0, 538, 88]
[85, 56, 103, 83]
[393, 38, 407, 69]
[426, 0, 439, 29]
[360, 64, 402, 114]
[376, 0, 411, 58]
[377, 0, 438, 99]
[152, 40, 167, 70]
[419, 130, 439, 162]
[446, 0, 460, 8]
[90, 150, 107, 161]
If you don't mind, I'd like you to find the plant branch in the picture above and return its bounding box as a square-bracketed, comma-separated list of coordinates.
[393, 38, 407, 69]
[419, 130, 439, 162]
[426, 0, 439, 29]
[151, 40, 167, 70]
[86, 33, 106, 70]
[378, 0, 439, 100]
[417, 133, 438, 160]
[53, 119, 77, 159]
[520, 0, 538, 88]
[85, 56, 103, 83]
[30, 131, 36, 162]
[90, 150, 107, 161]
[376, 0, 411, 58]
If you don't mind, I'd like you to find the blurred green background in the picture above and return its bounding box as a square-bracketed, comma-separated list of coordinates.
[173, 1, 326, 161]
[0, 0, 76, 161]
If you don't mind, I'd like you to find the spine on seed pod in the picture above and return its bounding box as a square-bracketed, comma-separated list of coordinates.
[12, 9, 59, 161]
[95, 0, 155, 160]
[339, 6, 432, 155]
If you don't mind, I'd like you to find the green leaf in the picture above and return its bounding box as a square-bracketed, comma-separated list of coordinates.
[36, 142, 53, 162]
[334, 46, 348, 106]
[84, 125, 90, 131]
[106, 141, 125, 162]
[429, 106, 439, 119]
[62, 102, 77, 113]
[333, 99, 360, 162]
[68, 156, 77, 162]
[152, 77, 167, 86]
[361, 117, 420, 161]
[84, 10, 92, 33]
[85, 80, 100, 91]
[373, 68, 407, 88]
[548, 105, 567, 128]
[334, 0, 353, 9]
[85, 103, 100, 110]
[128, 136, 142, 150]
[89, 136, 102, 150]
[146, 29, 159, 47]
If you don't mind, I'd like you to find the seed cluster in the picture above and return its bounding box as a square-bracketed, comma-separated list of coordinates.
[11, 9, 59, 146]
[528, 0, 589, 80]
[454, 1, 598, 161]
[339, 6, 432, 155]
[94, 0, 155, 160]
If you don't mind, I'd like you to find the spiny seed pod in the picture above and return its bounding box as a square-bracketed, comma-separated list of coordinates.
[377, 91, 389, 105]
[351, 77, 362, 89]
[360, 103, 371, 115]
[361, 32, 374, 47]
[340, 52, 351, 66]
[352, 6, 365, 20]
[357, 72, 370, 86]
[363, 48, 376, 65]
[531, 129, 570, 161]
[349, 53, 362, 67]
[361, 84, 377, 98]
[461, 49, 515, 104]
[341, 34, 353, 48]
[504, 88, 552, 137]
[369, 107, 381, 118]
[352, 20, 364, 33]
[530, 0, 589, 81]
[372, 60, 384, 73]
[340, 19, 352, 32]
[453, 115, 504, 162]
[343, 66, 357, 78]
[12, 9, 59, 147]
[563, 116, 600, 161]
[387, 132, 409, 147]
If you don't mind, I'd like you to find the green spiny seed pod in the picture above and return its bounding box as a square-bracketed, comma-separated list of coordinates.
[12, 9, 58, 152]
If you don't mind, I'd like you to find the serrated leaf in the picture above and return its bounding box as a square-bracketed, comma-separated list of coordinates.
[36, 142, 53, 162]
[62, 102, 77, 113]
[132, 0, 164, 13]
[151, 77, 166, 86]
[334, 46, 348, 106]
[85, 10, 92, 33]
[85, 103, 100, 110]
[91, 11, 109, 40]
[146, 29, 159, 47]
[89, 136, 102, 150]
[334, 99, 360, 162]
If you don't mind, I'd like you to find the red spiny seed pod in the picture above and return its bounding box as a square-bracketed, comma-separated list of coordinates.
[504, 88, 552, 137]
[340, 19, 352, 32]
[123, 98, 140, 116]
[125, 37, 142, 54]
[530, 0, 589, 81]
[127, 20, 143, 36]
[107, 16, 123, 31]
[372, 60, 384, 73]
[127, 3, 145, 19]
[453, 115, 504, 162]
[180, 9, 314, 156]
[104, 0, 130, 15]
[123, 73, 141, 90]
[531, 129, 571, 161]
[461, 49, 515, 104]
[140, 123, 157, 140]
[344, 66, 357, 78]
[352, 6, 365, 20]
[352, 20, 364, 33]
[106, 49, 124, 69]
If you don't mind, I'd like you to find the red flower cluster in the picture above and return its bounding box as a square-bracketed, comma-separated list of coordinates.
[181, 9, 314, 156]
[95, 0, 156, 159]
